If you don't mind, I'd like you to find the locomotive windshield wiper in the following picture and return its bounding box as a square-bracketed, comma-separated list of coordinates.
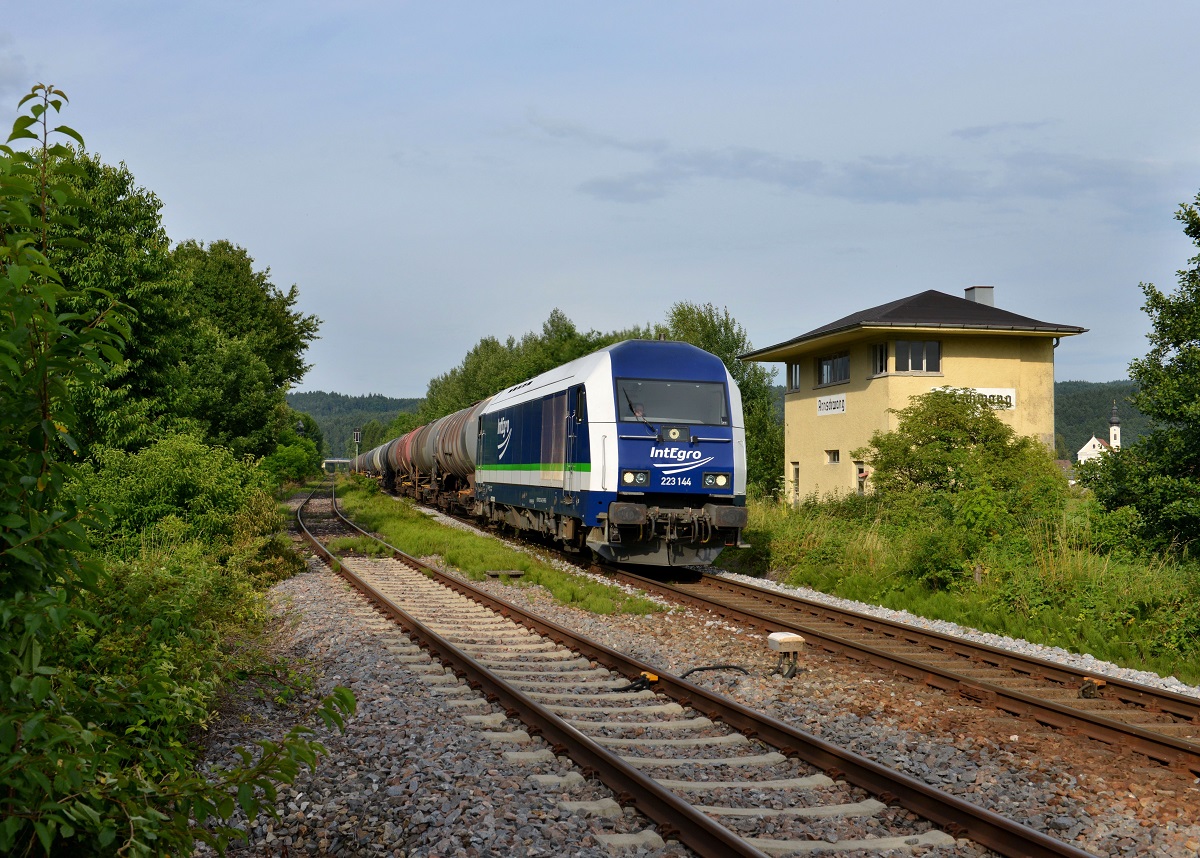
[622, 387, 657, 435]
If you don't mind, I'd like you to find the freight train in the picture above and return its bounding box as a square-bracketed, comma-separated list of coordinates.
[352, 339, 748, 566]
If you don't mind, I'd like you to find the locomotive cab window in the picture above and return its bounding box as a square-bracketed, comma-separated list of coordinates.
[574, 386, 587, 424]
[616, 379, 729, 426]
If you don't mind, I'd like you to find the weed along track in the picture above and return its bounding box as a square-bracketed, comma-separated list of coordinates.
[606, 570, 1200, 780]
[297, 482, 1100, 858]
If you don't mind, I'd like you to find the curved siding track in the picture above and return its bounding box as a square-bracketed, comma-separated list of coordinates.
[297, 482, 1098, 858]
[602, 571, 1200, 780]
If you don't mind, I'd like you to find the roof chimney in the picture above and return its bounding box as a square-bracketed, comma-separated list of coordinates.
[965, 286, 994, 306]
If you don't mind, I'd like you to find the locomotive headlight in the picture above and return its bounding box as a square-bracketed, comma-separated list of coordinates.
[621, 470, 650, 487]
[703, 472, 731, 489]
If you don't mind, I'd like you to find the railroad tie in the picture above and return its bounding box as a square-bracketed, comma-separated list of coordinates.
[695, 798, 886, 818]
[621, 751, 788, 768]
[593, 831, 666, 852]
[545, 702, 685, 716]
[478, 730, 532, 745]
[463, 712, 507, 728]
[742, 830, 956, 855]
[502, 749, 556, 764]
[556, 798, 622, 819]
[653, 774, 834, 791]
[569, 716, 714, 732]
[526, 772, 585, 790]
[443, 697, 489, 709]
[594, 734, 749, 749]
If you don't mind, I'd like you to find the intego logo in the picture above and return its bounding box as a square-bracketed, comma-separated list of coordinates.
[649, 446, 714, 475]
[650, 447, 702, 462]
[497, 416, 512, 460]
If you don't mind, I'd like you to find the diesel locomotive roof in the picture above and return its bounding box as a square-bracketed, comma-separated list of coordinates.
[605, 339, 729, 380]
[486, 340, 730, 409]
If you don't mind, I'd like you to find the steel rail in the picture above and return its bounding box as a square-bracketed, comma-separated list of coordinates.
[310, 482, 1098, 858]
[297, 484, 771, 858]
[608, 569, 1200, 778]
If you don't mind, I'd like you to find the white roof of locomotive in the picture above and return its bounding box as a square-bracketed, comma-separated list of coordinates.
[483, 344, 614, 413]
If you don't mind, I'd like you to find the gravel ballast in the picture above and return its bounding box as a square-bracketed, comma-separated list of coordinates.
[196, 504, 1200, 857]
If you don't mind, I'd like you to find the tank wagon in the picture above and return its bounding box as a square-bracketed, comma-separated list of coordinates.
[353, 339, 749, 566]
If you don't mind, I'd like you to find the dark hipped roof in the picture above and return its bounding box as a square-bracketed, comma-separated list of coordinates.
[740, 289, 1087, 361]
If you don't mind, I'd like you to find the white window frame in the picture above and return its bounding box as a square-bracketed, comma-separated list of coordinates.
[894, 340, 941, 373]
[815, 353, 850, 387]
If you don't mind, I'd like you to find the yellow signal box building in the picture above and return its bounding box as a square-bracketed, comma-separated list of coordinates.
[740, 287, 1087, 501]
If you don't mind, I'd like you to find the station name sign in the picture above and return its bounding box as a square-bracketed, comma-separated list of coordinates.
[938, 387, 1017, 410]
[817, 393, 846, 415]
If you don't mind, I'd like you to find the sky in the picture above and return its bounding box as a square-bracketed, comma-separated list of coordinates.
[6, 2, 1199, 397]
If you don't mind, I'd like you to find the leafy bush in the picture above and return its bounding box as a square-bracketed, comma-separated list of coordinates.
[76, 432, 274, 553]
[905, 528, 969, 591]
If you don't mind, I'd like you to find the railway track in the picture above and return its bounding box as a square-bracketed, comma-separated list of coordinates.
[299, 481, 1097, 858]
[398, 489, 1200, 782]
[601, 569, 1200, 780]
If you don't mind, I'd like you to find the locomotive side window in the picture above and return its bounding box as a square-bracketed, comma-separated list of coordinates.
[616, 379, 729, 426]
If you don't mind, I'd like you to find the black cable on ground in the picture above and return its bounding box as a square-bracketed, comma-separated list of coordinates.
[679, 664, 749, 679]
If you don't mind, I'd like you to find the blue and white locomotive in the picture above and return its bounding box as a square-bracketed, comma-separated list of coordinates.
[353, 339, 749, 566]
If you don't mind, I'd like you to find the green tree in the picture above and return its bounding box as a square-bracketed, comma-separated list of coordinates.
[386, 410, 423, 439]
[166, 240, 320, 459]
[861, 387, 1066, 508]
[172, 239, 319, 389]
[0, 85, 352, 858]
[1081, 192, 1200, 549]
[419, 309, 642, 421]
[47, 150, 186, 451]
[360, 417, 388, 451]
[167, 320, 284, 457]
[855, 388, 1067, 588]
[666, 302, 784, 495]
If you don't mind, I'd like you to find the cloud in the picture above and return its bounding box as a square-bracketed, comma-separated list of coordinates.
[528, 113, 667, 157]
[534, 117, 1181, 211]
[951, 120, 1053, 140]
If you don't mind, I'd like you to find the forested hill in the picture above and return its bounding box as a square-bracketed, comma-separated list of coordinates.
[298, 380, 1150, 462]
[1054, 380, 1152, 459]
[287, 391, 421, 457]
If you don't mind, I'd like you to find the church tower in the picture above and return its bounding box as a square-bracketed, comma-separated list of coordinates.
[1109, 401, 1121, 450]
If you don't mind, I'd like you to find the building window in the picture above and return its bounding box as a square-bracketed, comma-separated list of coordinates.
[895, 340, 941, 373]
[791, 462, 799, 505]
[825, 449, 840, 465]
[815, 353, 849, 386]
[787, 362, 803, 391]
[871, 343, 887, 375]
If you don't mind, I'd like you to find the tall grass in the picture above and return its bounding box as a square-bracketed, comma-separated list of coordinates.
[334, 478, 662, 616]
[724, 496, 1200, 685]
